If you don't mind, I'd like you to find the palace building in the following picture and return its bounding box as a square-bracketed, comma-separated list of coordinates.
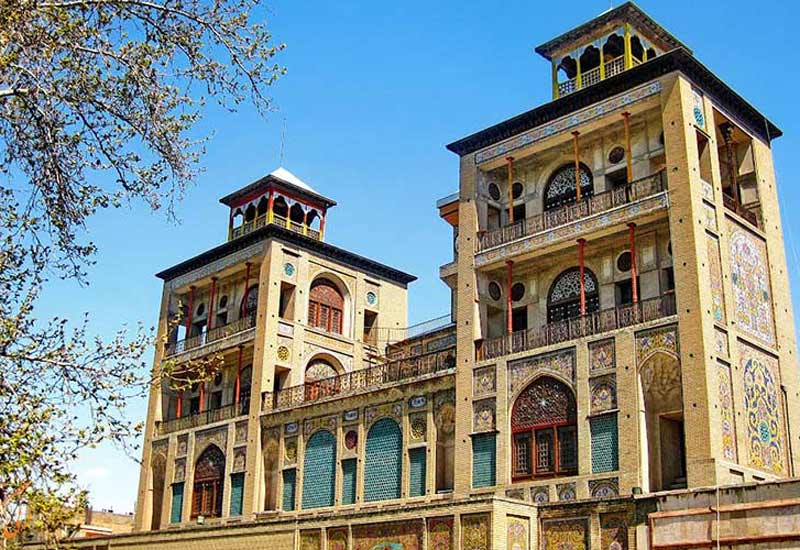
[62, 3, 800, 549]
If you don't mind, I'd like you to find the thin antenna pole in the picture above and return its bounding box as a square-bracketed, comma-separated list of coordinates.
[279, 117, 287, 166]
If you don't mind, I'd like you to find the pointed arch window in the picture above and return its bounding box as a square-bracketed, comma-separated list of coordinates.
[511, 376, 577, 479]
[544, 163, 593, 211]
[192, 445, 225, 518]
[547, 267, 599, 323]
[241, 284, 258, 317]
[308, 279, 344, 334]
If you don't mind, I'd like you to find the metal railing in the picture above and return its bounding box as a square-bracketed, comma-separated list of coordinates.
[230, 213, 321, 241]
[722, 194, 759, 228]
[165, 313, 256, 357]
[478, 294, 676, 361]
[366, 314, 454, 348]
[557, 56, 631, 97]
[155, 399, 250, 435]
[479, 170, 666, 252]
[262, 347, 456, 411]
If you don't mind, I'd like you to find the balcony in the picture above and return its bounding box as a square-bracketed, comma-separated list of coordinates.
[230, 213, 321, 241]
[478, 294, 676, 361]
[262, 347, 456, 412]
[165, 313, 256, 358]
[557, 56, 641, 98]
[155, 400, 249, 436]
[479, 171, 666, 252]
[722, 194, 759, 229]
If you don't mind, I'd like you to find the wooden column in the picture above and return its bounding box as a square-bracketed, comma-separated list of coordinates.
[267, 190, 275, 224]
[720, 123, 740, 205]
[572, 131, 582, 202]
[506, 156, 515, 224]
[622, 112, 633, 184]
[506, 260, 514, 334]
[302, 208, 309, 236]
[320, 210, 327, 241]
[628, 223, 638, 303]
[578, 239, 587, 315]
[185, 286, 195, 333]
[235, 346, 243, 406]
[242, 262, 252, 317]
[207, 277, 217, 330]
[199, 382, 205, 413]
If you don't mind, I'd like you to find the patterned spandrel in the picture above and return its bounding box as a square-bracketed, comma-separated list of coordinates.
[728, 224, 775, 346]
[541, 518, 588, 550]
[589, 477, 619, 498]
[718, 362, 738, 462]
[589, 338, 615, 374]
[363, 418, 403, 502]
[508, 348, 576, 395]
[740, 342, 785, 474]
[301, 429, 336, 509]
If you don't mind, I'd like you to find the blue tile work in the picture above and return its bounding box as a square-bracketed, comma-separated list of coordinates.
[301, 429, 337, 509]
[472, 433, 497, 488]
[408, 447, 426, 497]
[341, 458, 357, 505]
[282, 469, 297, 511]
[591, 414, 619, 473]
[363, 418, 403, 502]
[229, 473, 245, 516]
[170, 483, 184, 524]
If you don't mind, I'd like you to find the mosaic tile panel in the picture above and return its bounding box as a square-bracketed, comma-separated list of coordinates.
[506, 488, 525, 500]
[590, 375, 617, 414]
[507, 516, 529, 550]
[473, 398, 496, 432]
[410, 413, 427, 441]
[589, 477, 619, 498]
[508, 348, 576, 397]
[327, 528, 348, 550]
[589, 338, 615, 374]
[635, 325, 679, 365]
[173, 458, 185, 483]
[591, 414, 619, 473]
[301, 429, 336, 509]
[715, 328, 729, 357]
[718, 362, 738, 462]
[461, 514, 490, 550]
[475, 81, 662, 164]
[702, 179, 714, 201]
[363, 418, 403, 502]
[703, 201, 717, 230]
[473, 365, 496, 396]
[557, 482, 577, 501]
[728, 223, 775, 345]
[541, 517, 588, 550]
[353, 520, 423, 550]
[740, 342, 785, 474]
[692, 87, 706, 128]
[600, 512, 628, 550]
[176, 435, 188, 457]
[706, 233, 726, 323]
[428, 517, 454, 550]
[530, 486, 550, 503]
[365, 401, 403, 425]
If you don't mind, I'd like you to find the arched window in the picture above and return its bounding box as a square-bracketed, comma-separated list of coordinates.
[363, 418, 402, 502]
[244, 203, 256, 222]
[301, 429, 336, 509]
[241, 284, 258, 317]
[256, 197, 269, 217]
[238, 365, 252, 412]
[150, 453, 166, 530]
[544, 163, 593, 211]
[192, 445, 225, 518]
[304, 359, 340, 402]
[308, 279, 344, 334]
[579, 45, 600, 74]
[290, 203, 305, 225]
[547, 267, 599, 323]
[273, 195, 289, 219]
[511, 376, 577, 479]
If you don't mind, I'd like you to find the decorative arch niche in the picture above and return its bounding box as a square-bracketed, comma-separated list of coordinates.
[308, 277, 348, 335]
[510, 376, 577, 479]
[192, 445, 225, 518]
[547, 267, 599, 323]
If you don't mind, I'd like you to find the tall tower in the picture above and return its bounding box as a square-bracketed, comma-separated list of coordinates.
[442, 0, 798, 502]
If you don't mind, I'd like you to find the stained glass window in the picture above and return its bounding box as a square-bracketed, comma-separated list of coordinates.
[544, 163, 593, 211]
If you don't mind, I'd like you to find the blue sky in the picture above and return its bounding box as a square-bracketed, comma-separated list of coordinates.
[50, 0, 799, 512]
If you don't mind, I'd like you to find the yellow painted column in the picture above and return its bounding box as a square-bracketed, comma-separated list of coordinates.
[599, 48, 606, 80]
[575, 56, 583, 90]
[624, 24, 633, 69]
[552, 61, 559, 100]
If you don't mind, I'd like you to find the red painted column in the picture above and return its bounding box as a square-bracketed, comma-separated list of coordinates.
[242, 262, 252, 317]
[578, 239, 587, 315]
[235, 346, 243, 405]
[506, 260, 514, 334]
[628, 223, 638, 303]
[207, 277, 217, 330]
[319, 210, 327, 240]
[199, 382, 205, 413]
[176, 392, 183, 418]
[267, 190, 275, 222]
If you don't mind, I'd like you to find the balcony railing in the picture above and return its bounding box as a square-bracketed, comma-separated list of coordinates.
[478, 294, 676, 361]
[262, 347, 456, 412]
[722, 194, 759, 228]
[165, 313, 256, 357]
[557, 56, 638, 98]
[155, 399, 250, 436]
[230, 213, 321, 241]
[479, 170, 666, 252]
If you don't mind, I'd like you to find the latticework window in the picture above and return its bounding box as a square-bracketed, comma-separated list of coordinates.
[308, 279, 344, 334]
[191, 445, 225, 518]
[544, 163, 593, 211]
